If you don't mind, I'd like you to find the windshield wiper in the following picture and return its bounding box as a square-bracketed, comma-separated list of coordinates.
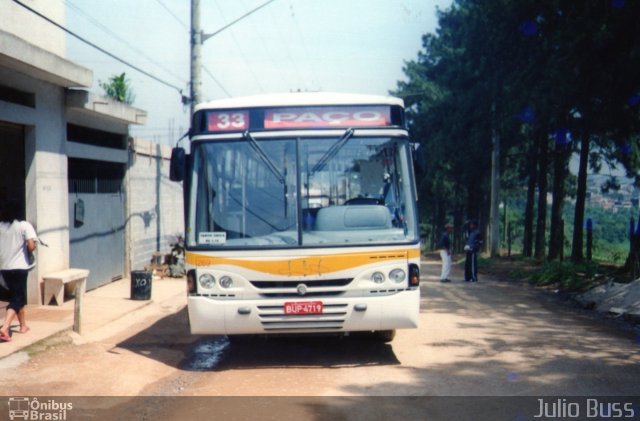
[243, 130, 285, 184]
[310, 128, 354, 175]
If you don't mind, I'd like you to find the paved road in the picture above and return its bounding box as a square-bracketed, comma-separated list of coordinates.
[1, 256, 639, 419]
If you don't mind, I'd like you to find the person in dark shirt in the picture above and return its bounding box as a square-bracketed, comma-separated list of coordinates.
[437, 224, 453, 283]
[464, 220, 482, 282]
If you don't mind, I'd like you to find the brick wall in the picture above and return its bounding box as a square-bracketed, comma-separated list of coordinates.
[127, 139, 184, 272]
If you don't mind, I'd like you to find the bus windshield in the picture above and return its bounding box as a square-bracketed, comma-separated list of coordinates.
[187, 134, 418, 248]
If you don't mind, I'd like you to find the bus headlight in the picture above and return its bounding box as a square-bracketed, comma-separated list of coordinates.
[371, 271, 385, 284]
[219, 276, 233, 288]
[389, 269, 406, 283]
[198, 273, 216, 289]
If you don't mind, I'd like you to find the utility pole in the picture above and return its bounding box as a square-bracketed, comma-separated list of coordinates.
[190, 0, 203, 117]
[190, 0, 276, 116]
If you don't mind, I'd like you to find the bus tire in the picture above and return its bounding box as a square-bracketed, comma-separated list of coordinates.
[226, 334, 253, 344]
[373, 329, 396, 343]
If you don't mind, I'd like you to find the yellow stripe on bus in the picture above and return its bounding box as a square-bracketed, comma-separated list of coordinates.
[185, 248, 420, 277]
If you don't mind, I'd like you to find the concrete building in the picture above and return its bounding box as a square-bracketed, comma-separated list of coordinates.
[1, 0, 183, 303]
[127, 139, 185, 276]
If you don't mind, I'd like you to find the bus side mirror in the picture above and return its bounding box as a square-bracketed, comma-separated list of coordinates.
[170, 147, 186, 182]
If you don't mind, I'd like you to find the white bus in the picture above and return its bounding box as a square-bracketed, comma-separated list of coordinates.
[170, 92, 421, 342]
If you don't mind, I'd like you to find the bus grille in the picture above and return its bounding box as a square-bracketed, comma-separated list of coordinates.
[250, 278, 353, 298]
[256, 303, 348, 331]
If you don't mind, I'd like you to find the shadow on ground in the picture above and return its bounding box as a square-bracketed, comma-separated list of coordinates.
[117, 258, 640, 397]
[116, 308, 400, 372]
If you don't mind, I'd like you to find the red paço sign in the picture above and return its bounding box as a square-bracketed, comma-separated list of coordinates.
[264, 106, 390, 129]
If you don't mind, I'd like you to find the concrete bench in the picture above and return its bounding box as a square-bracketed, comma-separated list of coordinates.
[43, 269, 89, 306]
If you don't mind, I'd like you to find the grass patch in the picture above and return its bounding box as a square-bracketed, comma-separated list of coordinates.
[476, 254, 617, 292]
[526, 260, 603, 292]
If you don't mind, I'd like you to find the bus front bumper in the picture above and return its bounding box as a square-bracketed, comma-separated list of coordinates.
[187, 288, 420, 335]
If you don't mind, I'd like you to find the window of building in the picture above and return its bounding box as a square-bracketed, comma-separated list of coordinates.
[68, 158, 124, 194]
[67, 124, 126, 150]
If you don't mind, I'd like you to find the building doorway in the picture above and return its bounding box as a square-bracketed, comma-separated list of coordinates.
[0, 121, 26, 216]
[68, 158, 126, 289]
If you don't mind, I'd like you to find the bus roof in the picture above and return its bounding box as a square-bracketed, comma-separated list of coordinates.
[194, 92, 404, 111]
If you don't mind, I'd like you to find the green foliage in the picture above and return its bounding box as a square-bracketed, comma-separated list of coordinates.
[394, 0, 640, 259]
[99, 72, 135, 104]
[601, 243, 627, 265]
[527, 260, 602, 292]
[562, 202, 634, 264]
[496, 196, 633, 265]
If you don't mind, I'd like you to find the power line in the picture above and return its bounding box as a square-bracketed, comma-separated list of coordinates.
[153, 0, 189, 31]
[213, 0, 264, 93]
[192, 0, 277, 106]
[12, 0, 184, 95]
[263, 0, 305, 91]
[205, 0, 276, 41]
[203, 66, 232, 98]
[287, 2, 320, 90]
[65, 0, 186, 87]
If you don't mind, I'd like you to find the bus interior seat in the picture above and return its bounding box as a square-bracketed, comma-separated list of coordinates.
[344, 197, 384, 206]
[315, 205, 392, 231]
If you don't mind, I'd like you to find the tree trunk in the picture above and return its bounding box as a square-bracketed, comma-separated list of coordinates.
[489, 120, 501, 257]
[625, 217, 636, 274]
[571, 134, 590, 262]
[523, 133, 539, 257]
[429, 219, 435, 250]
[548, 142, 570, 261]
[467, 178, 481, 222]
[435, 198, 447, 249]
[453, 205, 465, 253]
[534, 133, 549, 260]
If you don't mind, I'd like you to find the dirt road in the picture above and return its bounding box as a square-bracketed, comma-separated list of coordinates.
[1, 255, 639, 418]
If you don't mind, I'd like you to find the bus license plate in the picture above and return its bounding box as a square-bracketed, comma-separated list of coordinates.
[284, 301, 323, 315]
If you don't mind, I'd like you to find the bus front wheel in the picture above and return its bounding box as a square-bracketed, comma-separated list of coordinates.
[372, 329, 396, 343]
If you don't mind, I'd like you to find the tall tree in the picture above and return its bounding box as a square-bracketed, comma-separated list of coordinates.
[522, 126, 537, 257]
[395, 0, 534, 248]
[548, 132, 572, 260]
[395, 0, 640, 262]
[534, 133, 549, 261]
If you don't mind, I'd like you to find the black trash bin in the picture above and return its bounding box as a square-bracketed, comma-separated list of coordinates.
[130, 270, 152, 300]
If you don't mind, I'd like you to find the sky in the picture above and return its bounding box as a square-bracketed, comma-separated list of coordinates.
[65, 0, 452, 145]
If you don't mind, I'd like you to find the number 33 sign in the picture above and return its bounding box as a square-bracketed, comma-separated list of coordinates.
[208, 111, 250, 131]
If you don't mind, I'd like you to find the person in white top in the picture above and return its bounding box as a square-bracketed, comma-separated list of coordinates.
[0, 201, 37, 342]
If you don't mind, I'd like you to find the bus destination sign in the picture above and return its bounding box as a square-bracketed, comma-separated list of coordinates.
[264, 106, 390, 129]
[204, 105, 394, 132]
